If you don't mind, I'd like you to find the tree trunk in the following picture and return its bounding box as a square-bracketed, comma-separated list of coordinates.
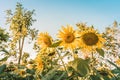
[18, 37, 25, 64]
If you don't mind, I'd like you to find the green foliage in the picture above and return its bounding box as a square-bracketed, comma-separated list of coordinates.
[0, 71, 35, 80]
[90, 75, 101, 80]
[41, 67, 68, 80]
[0, 64, 6, 74]
[0, 28, 10, 63]
[96, 48, 105, 57]
[0, 56, 9, 62]
[107, 60, 120, 71]
[107, 60, 120, 79]
[0, 28, 9, 47]
[50, 40, 62, 47]
[0, 28, 9, 42]
[69, 58, 90, 77]
[41, 66, 60, 80]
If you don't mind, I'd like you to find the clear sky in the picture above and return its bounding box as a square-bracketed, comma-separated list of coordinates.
[0, 0, 120, 58]
[0, 0, 120, 36]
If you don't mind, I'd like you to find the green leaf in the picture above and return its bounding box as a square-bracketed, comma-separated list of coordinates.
[90, 75, 101, 80]
[50, 41, 62, 47]
[41, 66, 60, 80]
[96, 48, 104, 57]
[70, 58, 90, 77]
[0, 56, 9, 62]
[107, 60, 120, 71]
[0, 64, 6, 74]
[57, 72, 66, 80]
[26, 69, 35, 74]
[112, 69, 120, 74]
[102, 76, 111, 80]
[1, 49, 9, 55]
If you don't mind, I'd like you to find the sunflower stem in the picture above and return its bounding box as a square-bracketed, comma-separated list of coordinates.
[91, 52, 95, 75]
[57, 50, 68, 76]
[91, 52, 94, 59]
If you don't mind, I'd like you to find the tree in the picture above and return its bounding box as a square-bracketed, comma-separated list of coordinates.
[6, 3, 38, 64]
[0, 27, 9, 63]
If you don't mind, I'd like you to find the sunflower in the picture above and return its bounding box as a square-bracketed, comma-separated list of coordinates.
[35, 55, 43, 73]
[19, 69, 26, 77]
[115, 59, 120, 66]
[57, 25, 80, 50]
[14, 69, 26, 77]
[37, 32, 52, 49]
[78, 27, 105, 52]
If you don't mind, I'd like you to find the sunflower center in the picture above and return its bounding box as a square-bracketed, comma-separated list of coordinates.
[44, 38, 52, 46]
[82, 32, 98, 46]
[65, 34, 75, 43]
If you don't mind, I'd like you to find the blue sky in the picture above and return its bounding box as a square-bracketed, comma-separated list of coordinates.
[0, 0, 120, 37]
[0, 0, 120, 58]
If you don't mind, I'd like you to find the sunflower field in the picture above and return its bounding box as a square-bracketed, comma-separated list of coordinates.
[0, 3, 120, 80]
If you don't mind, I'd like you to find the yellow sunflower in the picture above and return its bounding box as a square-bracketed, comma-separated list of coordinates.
[57, 25, 80, 50]
[37, 32, 52, 49]
[78, 27, 105, 52]
[35, 55, 43, 73]
[19, 69, 26, 77]
[115, 59, 120, 66]
[38, 47, 56, 56]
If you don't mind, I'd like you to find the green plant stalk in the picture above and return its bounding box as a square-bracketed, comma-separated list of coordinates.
[91, 52, 95, 75]
[57, 50, 68, 76]
[50, 57, 53, 68]
[35, 72, 41, 80]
